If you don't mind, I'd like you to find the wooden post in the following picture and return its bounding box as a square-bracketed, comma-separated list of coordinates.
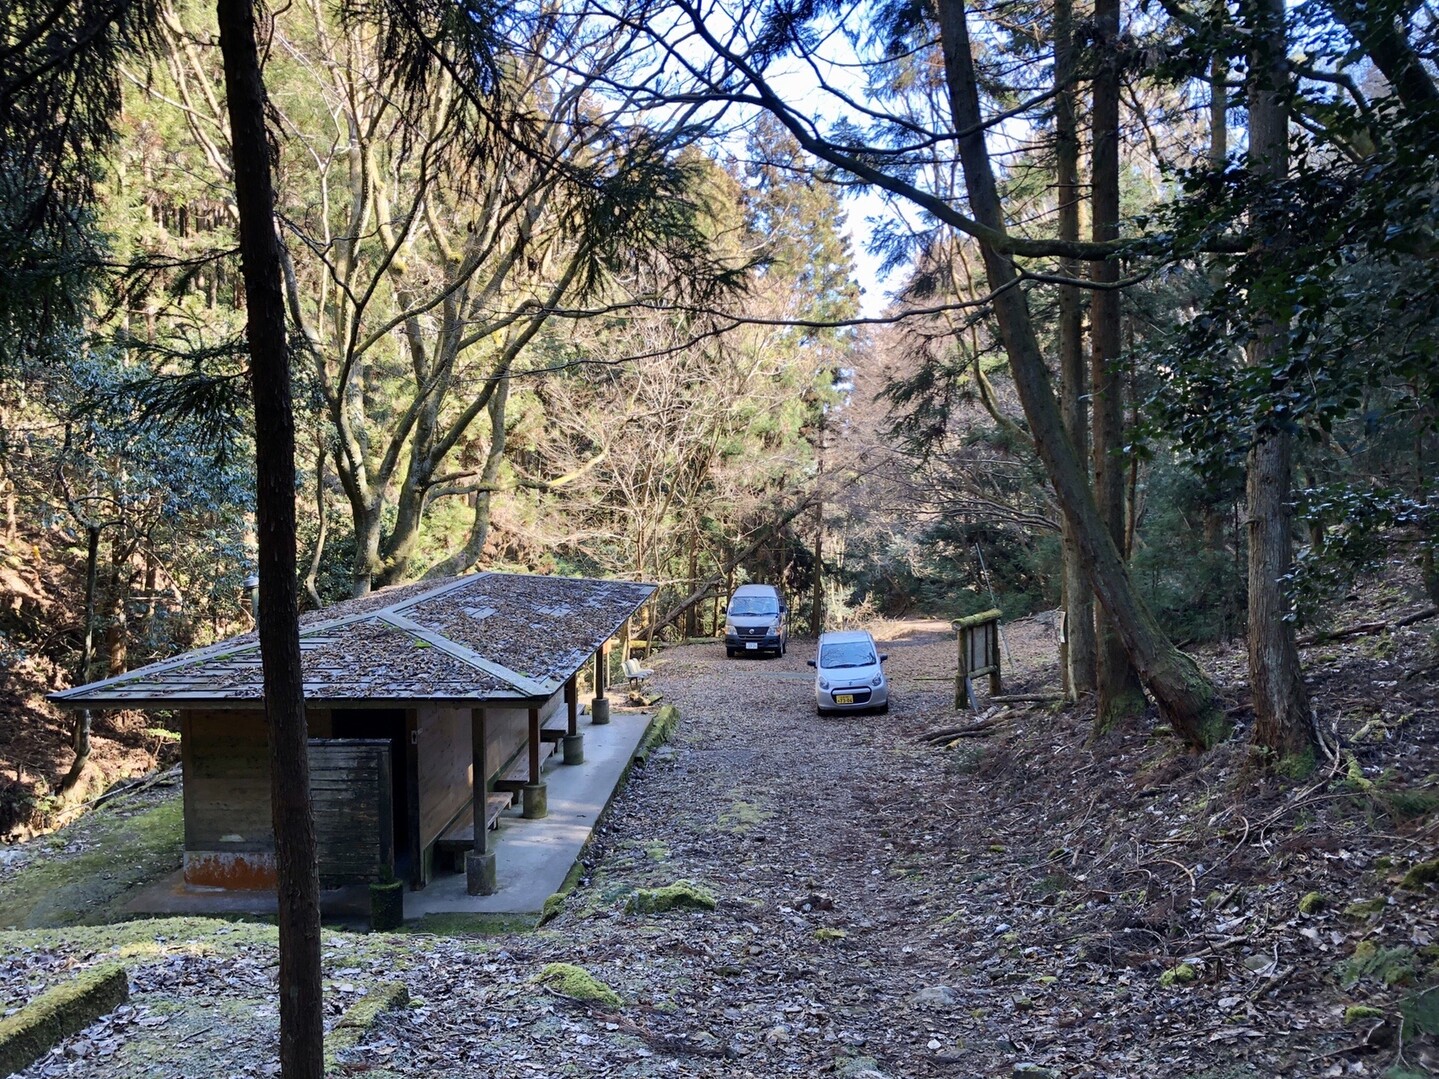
[470, 708, 487, 856]
[591, 641, 611, 724]
[562, 674, 584, 765]
[989, 620, 1003, 697]
[955, 632, 969, 710]
[527, 706, 541, 785]
[523, 705, 548, 818]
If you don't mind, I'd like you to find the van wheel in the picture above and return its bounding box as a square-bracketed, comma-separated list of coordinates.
[726, 648, 736, 658]
[780, 637, 787, 656]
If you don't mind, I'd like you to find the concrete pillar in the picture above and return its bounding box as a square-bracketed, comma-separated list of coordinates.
[465, 850, 497, 895]
[590, 696, 611, 725]
[562, 732, 584, 765]
[522, 782, 548, 819]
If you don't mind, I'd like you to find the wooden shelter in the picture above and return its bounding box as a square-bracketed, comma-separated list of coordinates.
[52, 572, 654, 896]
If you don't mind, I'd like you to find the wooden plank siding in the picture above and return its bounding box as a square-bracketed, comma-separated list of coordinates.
[182, 708, 395, 889]
[310, 740, 393, 887]
[415, 705, 473, 858]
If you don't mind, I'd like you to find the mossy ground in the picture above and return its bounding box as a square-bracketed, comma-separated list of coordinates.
[535, 963, 622, 1007]
[0, 797, 183, 929]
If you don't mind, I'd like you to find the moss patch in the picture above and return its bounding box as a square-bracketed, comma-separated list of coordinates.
[402, 912, 537, 936]
[1299, 891, 1329, 915]
[1344, 1004, 1386, 1025]
[0, 962, 128, 1076]
[1399, 858, 1439, 891]
[632, 705, 680, 767]
[1344, 897, 1387, 918]
[0, 797, 183, 928]
[535, 963, 622, 1007]
[1159, 963, 1197, 987]
[718, 796, 772, 834]
[626, 880, 717, 914]
[814, 927, 847, 942]
[327, 982, 409, 1070]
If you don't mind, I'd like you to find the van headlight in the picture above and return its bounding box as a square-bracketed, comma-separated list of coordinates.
[769, 621, 781, 634]
[725, 623, 736, 635]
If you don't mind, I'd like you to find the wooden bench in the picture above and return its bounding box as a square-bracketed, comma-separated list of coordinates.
[434, 792, 515, 871]
[433, 708, 571, 871]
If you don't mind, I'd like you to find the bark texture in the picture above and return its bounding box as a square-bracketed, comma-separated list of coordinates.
[216, 1, 324, 1075]
[1088, 0, 1145, 731]
[1242, 0, 1322, 764]
[934, 0, 1228, 749]
[1054, 0, 1096, 700]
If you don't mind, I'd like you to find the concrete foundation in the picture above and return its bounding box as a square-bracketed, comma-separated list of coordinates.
[466, 850, 498, 896]
[522, 783, 548, 819]
[562, 732, 584, 765]
[590, 697, 611, 725]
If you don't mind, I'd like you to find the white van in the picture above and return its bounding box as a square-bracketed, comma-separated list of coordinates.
[724, 584, 788, 658]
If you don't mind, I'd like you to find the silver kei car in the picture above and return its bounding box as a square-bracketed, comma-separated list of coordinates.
[807, 630, 890, 715]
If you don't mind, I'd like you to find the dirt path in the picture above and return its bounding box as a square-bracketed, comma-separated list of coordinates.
[7, 613, 1437, 1078]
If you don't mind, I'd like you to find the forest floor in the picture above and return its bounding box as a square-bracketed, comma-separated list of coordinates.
[2, 589, 1437, 1078]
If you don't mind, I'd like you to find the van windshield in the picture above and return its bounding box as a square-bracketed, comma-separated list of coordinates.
[729, 597, 778, 616]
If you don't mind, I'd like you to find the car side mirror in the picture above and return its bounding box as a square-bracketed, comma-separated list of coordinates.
[880, 654, 889, 662]
[806, 659, 816, 667]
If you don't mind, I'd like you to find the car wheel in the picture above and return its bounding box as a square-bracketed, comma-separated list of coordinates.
[816, 707, 827, 718]
[879, 701, 890, 715]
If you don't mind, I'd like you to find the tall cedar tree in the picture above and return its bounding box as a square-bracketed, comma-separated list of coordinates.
[1088, 0, 1146, 730]
[931, 0, 1230, 747]
[215, 0, 324, 1074]
[1241, 0, 1323, 763]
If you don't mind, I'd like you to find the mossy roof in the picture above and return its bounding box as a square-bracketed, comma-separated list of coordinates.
[51, 572, 655, 708]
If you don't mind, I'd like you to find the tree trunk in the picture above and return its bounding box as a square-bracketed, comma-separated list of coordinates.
[935, 0, 1228, 749]
[350, 501, 384, 598]
[1242, 0, 1323, 766]
[1054, 0, 1095, 700]
[216, 3, 324, 1077]
[421, 377, 509, 581]
[1089, 0, 1145, 732]
[302, 440, 327, 609]
[60, 524, 102, 794]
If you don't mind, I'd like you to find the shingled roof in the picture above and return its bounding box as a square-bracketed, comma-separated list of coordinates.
[51, 572, 656, 709]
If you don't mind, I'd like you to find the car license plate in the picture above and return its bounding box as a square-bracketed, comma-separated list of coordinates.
[745, 642, 758, 650]
[834, 694, 854, 705]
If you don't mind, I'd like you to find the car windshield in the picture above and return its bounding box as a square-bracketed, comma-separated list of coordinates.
[820, 642, 877, 669]
[729, 597, 778, 616]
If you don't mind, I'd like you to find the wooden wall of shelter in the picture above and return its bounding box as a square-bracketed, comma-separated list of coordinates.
[179, 687, 564, 891]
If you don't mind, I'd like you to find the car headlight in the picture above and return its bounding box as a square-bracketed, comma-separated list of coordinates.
[818, 678, 830, 690]
[871, 674, 884, 687]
